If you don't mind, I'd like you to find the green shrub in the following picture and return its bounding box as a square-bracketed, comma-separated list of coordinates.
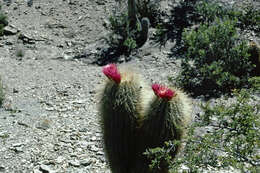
[143, 141, 180, 172]
[145, 89, 260, 173]
[237, 2, 260, 32]
[154, 0, 259, 47]
[195, 1, 239, 23]
[176, 18, 254, 96]
[195, 0, 260, 32]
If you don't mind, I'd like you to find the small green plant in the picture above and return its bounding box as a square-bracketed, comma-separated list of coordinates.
[143, 141, 180, 172]
[176, 18, 253, 96]
[123, 37, 137, 53]
[145, 89, 260, 173]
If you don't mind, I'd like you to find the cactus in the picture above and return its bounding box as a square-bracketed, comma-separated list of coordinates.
[136, 17, 150, 47]
[128, 0, 138, 30]
[128, 0, 150, 47]
[98, 64, 151, 173]
[133, 84, 192, 173]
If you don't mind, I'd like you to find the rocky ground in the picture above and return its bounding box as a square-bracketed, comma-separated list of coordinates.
[0, 0, 258, 173]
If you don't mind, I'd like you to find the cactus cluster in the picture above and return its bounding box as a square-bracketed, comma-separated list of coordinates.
[98, 64, 192, 173]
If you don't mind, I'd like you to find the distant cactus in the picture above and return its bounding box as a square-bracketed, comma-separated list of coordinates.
[98, 64, 151, 173]
[133, 84, 192, 173]
[128, 0, 150, 47]
[136, 17, 150, 47]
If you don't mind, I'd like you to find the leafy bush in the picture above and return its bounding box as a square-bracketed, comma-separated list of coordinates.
[238, 2, 260, 32]
[0, 5, 8, 36]
[154, 0, 260, 47]
[143, 141, 180, 172]
[195, 1, 239, 23]
[176, 18, 254, 96]
[195, 0, 260, 32]
[145, 89, 260, 173]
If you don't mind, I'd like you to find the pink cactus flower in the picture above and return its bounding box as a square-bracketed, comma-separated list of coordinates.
[152, 83, 176, 100]
[102, 64, 121, 84]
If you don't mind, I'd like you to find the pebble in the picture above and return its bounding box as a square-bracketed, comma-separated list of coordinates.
[17, 121, 30, 127]
[3, 26, 18, 35]
[80, 158, 92, 166]
[69, 160, 80, 167]
[55, 156, 65, 164]
[0, 165, 5, 172]
[12, 143, 24, 147]
[36, 119, 51, 130]
[39, 164, 55, 173]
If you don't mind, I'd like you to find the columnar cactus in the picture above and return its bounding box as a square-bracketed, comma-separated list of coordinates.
[136, 17, 150, 47]
[98, 64, 152, 173]
[128, 0, 138, 30]
[133, 84, 192, 173]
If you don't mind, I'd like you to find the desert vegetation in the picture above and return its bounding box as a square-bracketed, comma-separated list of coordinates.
[100, 0, 260, 173]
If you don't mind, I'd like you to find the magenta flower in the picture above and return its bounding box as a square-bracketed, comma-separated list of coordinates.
[152, 83, 175, 100]
[102, 64, 121, 84]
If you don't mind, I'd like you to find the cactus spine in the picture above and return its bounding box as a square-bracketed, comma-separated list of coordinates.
[133, 84, 192, 173]
[98, 64, 151, 173]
